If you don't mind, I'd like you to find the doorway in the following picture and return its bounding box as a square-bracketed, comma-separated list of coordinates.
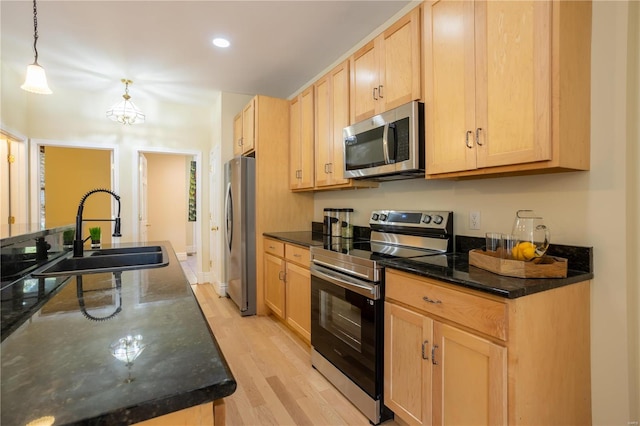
[136, 149, 201, 282]
[28, 141, 116, 244]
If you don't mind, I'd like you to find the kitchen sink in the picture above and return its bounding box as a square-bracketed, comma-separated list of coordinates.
[89, 245, 163, 257]
[32, 245, 169, 277]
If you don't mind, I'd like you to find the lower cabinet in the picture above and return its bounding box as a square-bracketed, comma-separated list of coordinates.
[384, 268, 591, 426]
[135, 400, 225, 426]
[263, 238, 311, 343]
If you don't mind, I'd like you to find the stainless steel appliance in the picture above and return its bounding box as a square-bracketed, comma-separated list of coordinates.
[224, 156, 256, 316]
[343, 101, 424, 181]
[310, 210, 453, 424]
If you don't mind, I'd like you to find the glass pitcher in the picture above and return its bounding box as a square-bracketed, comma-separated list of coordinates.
[512, 210, 550, 258]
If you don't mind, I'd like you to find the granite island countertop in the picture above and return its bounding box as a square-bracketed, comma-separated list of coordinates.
[263, 232, 593, 299]
[1, 241, 236, 425]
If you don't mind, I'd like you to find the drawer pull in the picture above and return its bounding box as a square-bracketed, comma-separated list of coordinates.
[269, 245, 275, 249]
[423, 296, 442, 304]
[421, 340, 429, 360]
[293, 253, 301, 258]
[432, 344, 439, 365]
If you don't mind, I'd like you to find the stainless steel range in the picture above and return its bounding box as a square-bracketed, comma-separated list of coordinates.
[310, 210, 453, 425]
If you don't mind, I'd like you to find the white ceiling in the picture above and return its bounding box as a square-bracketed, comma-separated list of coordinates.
[1, 0, 413, 106]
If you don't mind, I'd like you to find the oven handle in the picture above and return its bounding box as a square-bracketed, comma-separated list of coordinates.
[310, 264, 380, 300]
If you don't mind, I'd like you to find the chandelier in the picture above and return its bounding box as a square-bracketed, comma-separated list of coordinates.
[21, 0, 52, 94]
[106, 79, 145, 125]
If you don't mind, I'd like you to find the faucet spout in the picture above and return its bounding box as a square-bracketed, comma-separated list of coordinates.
[74, 188, 122, 257]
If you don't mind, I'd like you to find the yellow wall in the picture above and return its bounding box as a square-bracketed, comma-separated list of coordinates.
[44, 146, 112, 245]
[144, 152, 188, 255]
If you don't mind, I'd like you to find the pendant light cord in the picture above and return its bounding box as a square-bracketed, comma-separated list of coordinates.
[32, 0, 40, 64]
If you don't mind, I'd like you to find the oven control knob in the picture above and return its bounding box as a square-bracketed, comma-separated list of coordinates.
[379, 214, 388, 221]
[372, 213, 379, 221]
[422, 215, 432, 224]
[433, 215, 444, 225]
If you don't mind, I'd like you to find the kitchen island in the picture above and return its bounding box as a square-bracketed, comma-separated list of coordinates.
[1, 241, 236, 425]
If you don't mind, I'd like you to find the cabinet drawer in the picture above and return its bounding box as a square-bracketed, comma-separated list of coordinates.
[285, 244, 310, 267]
[386, 270, 507, 341]
[263, 239, 285, 257]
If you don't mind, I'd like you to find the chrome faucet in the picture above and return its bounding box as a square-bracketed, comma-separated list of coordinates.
[73, 188, 122, 257]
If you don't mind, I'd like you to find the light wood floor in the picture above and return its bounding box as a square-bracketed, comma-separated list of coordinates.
[191, 283, 401, 426]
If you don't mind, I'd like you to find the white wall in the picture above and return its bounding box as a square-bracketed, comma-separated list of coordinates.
[313, 2, 639, 424]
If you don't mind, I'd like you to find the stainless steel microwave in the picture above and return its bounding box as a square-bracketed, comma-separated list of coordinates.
[343, 101, 424, 180]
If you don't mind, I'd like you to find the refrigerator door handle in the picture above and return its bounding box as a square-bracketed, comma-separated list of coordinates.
[225, 181, 233, 252]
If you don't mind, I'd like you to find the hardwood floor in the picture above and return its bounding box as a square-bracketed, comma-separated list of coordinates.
[191, 283, 401, 426]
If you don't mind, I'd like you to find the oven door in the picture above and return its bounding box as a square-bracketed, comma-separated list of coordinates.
[310, 264, 382, 399]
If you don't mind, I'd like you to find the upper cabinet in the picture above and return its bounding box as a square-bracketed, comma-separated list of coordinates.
[289, 87, 315, 190]
[233, 97, 257, 156]
[350, 5, 422, 124]
[424, 0, 591, 178]
[314, 61, 350, 188]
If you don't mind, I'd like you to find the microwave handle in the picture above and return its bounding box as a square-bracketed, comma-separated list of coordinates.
[382, 122, 391, 164]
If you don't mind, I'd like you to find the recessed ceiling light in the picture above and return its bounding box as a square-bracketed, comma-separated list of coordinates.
[212, 38, 230, 48]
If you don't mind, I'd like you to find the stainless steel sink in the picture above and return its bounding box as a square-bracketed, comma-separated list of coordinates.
[32, 245, 169, 277]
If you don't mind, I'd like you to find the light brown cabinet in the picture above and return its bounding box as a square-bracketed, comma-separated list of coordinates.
[289, 87, 315, 190]
[424, 0, 591, 178]
[384, 268, 591, 425]
[233, 98, 257, 156]
[350, 5, 422, 123]
[249, 95, 314, 316]
[263, 238, 311, 343]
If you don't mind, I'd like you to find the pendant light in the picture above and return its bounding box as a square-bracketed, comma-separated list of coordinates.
[21, 0, 52, 94]
[106, 79, 146, 125]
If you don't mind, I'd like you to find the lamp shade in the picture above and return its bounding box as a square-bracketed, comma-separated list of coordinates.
[21, 63, 52, 94]
[106, 99, 146, 125]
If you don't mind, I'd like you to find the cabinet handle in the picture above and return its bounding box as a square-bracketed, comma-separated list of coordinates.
[239, 137, 243, 147]
[378, 85, 384, 99]
[278, 271, 286, 281]
[328, 163, 333, 174]
[324, 163, 329, 174]
[373, 87, 378, 100]
[268, 245, 275, 249]
[465, 130, 473, 148]
[476, 127, 483, 146]
[421, 340, 429, 360]
[432, 344, 439, 365]
[423, 296, 442, 304]
[293, 254, 301, 258]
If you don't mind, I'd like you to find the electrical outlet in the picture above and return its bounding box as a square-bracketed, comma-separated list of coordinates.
[469, 211, 481, 230]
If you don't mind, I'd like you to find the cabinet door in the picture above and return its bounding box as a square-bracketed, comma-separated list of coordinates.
[350, 40, 378, 123]
[379, 6, 422, 112]
[299, 86, 315, 189]
[432, 322, 507, 426]
[424, 0, 476, 174]
[264, 252, 285, 319]
[285, 262, 311, 342]
[242, 98, 256, 154]
[289, 96, 302, 188]
[315, 61, 350, 188]
[314, 73, 331, 187]
[233, 112, 243, 157]
[329, 62, 350, 186]
[475, 0, 551, 168]
[290, 88, 314, 190]
[384, 302, 432, 426]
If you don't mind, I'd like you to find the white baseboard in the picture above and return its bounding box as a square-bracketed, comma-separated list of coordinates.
[186, 245, 196, 254]
[176, 252, 188, 261]
[213, 281, 227, 297]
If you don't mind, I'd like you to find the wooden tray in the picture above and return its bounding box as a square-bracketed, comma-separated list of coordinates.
[468, 249, 568, 278]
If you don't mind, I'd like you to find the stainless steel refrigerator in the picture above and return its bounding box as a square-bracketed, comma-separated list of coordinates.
[224, 156, 256, 316]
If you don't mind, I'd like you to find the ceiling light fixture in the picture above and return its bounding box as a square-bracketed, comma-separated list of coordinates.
[21, 0, 52, 94]
[106, 79, 145, 125]
[212, 37, 230, 48]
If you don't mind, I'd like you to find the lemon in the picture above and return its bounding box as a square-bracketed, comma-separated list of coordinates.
[515, 242, 537, 261]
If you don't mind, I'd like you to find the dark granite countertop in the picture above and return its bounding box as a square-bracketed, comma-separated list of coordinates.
[263, 231, 327, 247]
[263, 232, 593, 299]
[1, 241, 236, 425]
